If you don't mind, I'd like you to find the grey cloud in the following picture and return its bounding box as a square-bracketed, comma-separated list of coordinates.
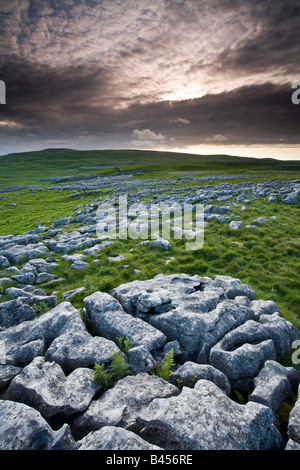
[0, 0, 299, 154]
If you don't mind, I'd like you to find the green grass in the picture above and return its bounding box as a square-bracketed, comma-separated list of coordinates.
[1, 147, 300, 188]
[1, 148, 300, 335]
[34, 194, 300, 333]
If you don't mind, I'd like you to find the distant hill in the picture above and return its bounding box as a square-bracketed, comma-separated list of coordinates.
[0, 148, 300, 188]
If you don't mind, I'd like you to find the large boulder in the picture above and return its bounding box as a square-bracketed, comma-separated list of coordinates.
[136, 380, 284, 450]
[0, 298, 36, 329]
[0, 400, 76, 450]
[83, 292, 167, 352]
[0, 302, 85, 366]
[72, 373, 180, 439]
[7, 357, 99, 425]
[45, 330, 120, 371]
[287, 383, 300, 448]
[78, 426, 161, 450]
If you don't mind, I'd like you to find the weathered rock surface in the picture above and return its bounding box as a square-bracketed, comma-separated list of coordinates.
[169, 361, 231, 395]
[0, 399, 76, 450]
[0, 270, 299, 450]
[0, 298, 36, 329]
[0, 302, 85, 366]
[72, 373, 179, 439]
[7, 357, 99, 425]
[83, 291, 167, 352]
[136, 380, 284, 450]
[287, 383, 300, 448]
[78, 426, 161, 450]
[249, 360, 299, 412]
[45, 330, 120, 371]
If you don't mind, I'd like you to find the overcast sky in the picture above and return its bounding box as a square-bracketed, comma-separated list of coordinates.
[0, 0, 299, 159]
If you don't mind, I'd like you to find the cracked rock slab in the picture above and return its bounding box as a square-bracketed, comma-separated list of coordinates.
[250, 360, 299, 412]
[0, 399, 76, 450]
[78, 426, 162, 450]
[136, 380, 284, 450]
[83, 292, 167, 352]
[0, 302, 85, 366]
[72, 373, 180, 439]
[7, 356, 99, 424]
[45, 330, 120, 371]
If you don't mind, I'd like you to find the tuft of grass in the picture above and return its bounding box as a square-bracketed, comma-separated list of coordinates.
[151, 349, 175, 381]
[116, 336, 132, 356]
[93, 351, 131, 390]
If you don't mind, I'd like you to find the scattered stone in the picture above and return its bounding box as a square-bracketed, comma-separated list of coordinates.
[35, 273, 57, 284]
[62, 254, 86, 263]
[61, 287, 86, 300]
[108, 254, 125, 262]
[252, 217, 267, 225]
[150, 239, 171, 250]
[282, 192, 299, 204]
[268, 194, 278, 203]
[71, 260, 88, 270]
[229, 220, 244, 230]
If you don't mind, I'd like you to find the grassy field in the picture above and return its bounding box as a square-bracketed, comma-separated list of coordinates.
[1, 147, 300, 187]
[1, 148, 300, 339]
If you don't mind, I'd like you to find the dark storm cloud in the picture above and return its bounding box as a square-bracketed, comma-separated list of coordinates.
[0, 0, 299, 154]
[122, 83, 300, 147]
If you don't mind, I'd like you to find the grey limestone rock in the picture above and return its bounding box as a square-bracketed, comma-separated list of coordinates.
[208, 316, 297, 391]
[212, 275, 256, 300]
[7, 356, 99, 424]
[170, 361, 231, 395]
[229, 220, 244, 230]
[0, 301, 85, 366]
[0, 399, 76, 450]
[282, 192, 299, 204]
[250, 360, 299, 412]
[45, 330, 120, 371]
[78, 426, 161, 450]
[71, 260, 88, 270]
[0, 364, 22, 391]
[61, 286, 86, 300]
[150, 238, 171, 250]
[136, 380, 284, 450]
[0, 256, 10, 269]
[0, 298, 36, 329]
[72, 373, 180, 439]
[287, 383, 300, 446]
[83, 291, 167, 352]
[127, 345, 156, 374]
[0, 242, 49, 264]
